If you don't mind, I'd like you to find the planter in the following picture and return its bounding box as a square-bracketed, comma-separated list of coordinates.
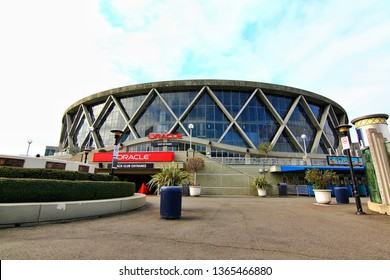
[257, 188, 267, 197]
[189, 186, 201, 197]
[313, 189, 332, 204]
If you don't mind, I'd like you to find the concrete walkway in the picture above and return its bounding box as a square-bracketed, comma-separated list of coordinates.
[0, 195, 389, 260]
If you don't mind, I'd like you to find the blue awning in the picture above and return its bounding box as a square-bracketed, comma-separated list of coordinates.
[280, 165, 365, 172]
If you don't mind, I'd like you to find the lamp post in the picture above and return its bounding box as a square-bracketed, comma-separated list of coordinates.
[110, 129, 123, 180]
[336, 124, 366, 215]
[301, 134, 307, 156]
[26, 140, 33, 156]
[188, 123, 194, 151]
[83, 148, 91, 164]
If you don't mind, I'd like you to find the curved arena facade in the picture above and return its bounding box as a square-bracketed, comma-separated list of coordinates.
[59, 80, 347, 158]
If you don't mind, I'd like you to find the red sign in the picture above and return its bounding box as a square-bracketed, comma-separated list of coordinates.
[147, 133, 183, 140]
[93, 152, 174, 163]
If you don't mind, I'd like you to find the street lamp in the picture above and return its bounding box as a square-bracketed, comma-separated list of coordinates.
[26, 140, 33, 156]
[110, 129, 123, 180]
[336, 124, 366, 215]
[301, 134, 307, 156]
[83, 148, 91, 164]
[188, 123, 194, 151]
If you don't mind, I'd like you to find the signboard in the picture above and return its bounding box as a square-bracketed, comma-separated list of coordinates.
[147, 133, 182, 140]
[112, 145, 119, 169]
[0, 157, 25, 167]
[46, 161, 66, 170]
[151, 141, 179, 147]
[93, 152, 175, 163]
[341, 136, 350, 150]
[117, 163, 154, 169]
[78, 165, 90, 173]
[327, 156, 364, 167]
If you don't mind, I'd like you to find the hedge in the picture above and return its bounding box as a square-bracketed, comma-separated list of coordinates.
[0, 166, 116, 181]
[0, 178, 135, 203]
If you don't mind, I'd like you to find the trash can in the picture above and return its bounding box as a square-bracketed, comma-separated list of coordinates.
[277, 183, 288, 197]
[160, 186, 183, 219]
[334, 187, 349, 204]
[357, 185, 368, 197]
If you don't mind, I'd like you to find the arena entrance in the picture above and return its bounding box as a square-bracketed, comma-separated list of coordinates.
[114, 169, 158, 193]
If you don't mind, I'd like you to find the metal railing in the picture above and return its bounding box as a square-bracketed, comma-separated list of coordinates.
[213, 157, 328, 166]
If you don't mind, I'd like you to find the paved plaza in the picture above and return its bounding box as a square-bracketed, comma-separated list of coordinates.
[0, 195, 389, 260]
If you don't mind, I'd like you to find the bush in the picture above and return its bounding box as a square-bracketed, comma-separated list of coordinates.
[0, 166, 115, 181]
[0, 178, 135, 203]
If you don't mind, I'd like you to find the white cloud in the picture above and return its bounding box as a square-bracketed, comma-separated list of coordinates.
[0, 0, 389, 155]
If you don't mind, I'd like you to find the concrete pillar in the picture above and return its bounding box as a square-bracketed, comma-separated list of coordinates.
[245, 151, 251, 164]
[352, 114, 390, 215]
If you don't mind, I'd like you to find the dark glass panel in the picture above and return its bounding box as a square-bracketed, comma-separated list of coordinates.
[317, 137, 329, 154]
[120, 94, 147, 119]
[308, 102, 323, 122]
[121, 128, 135, 142]
[287, 102, 317, 152]
[74, 116, 88, 148]
[160, 90, 198, 117]
[267, 94, 293, 119]
[274, 130, 298, 152]
[324, 116, 339, 149]
[90, 103, 105, 122]
[214, 90, 251, 118]
[133, 94, 176, 138]
[221, 125, 250, 148]
[182, 91, 229, 141]
[236, 94, 279, 148]
[95, 103, 126, 147]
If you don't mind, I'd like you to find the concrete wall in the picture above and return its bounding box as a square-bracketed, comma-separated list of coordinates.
[188, 153, 281, 196]
[0, 154, 96, 173]
[0, 194, 146, 225]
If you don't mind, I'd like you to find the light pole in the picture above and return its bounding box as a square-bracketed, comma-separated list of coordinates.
[336, 124, 366, 215]
[83, 148, 91, 164]
[188, 123, 194, 151]
[26, 140, 33, 156]
[110, 129, 123, 180]
[301, 134, 307, 156]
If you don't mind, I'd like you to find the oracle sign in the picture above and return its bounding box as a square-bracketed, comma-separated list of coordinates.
[147, 133, 183, 140]
[93, 152, 174, 163]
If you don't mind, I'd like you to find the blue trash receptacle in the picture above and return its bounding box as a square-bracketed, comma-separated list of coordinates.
[346, 185, 353, 197]
[357, 185, 368, 197]
[160, 186, 183, 219]
[334, 187, 349, 204]
[277, 183, 288, 197]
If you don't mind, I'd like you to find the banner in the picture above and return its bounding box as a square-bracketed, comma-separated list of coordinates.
[93, 152, 174, 163]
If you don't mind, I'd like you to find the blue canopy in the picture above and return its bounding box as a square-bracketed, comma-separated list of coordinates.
[280, 165, 365, 172]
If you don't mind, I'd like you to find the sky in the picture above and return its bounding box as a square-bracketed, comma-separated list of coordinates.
[0, 0, 389, 156]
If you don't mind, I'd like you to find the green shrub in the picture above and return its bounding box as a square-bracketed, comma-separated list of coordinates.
[0, 166, 115, 181]
[0, 178, 135, 203]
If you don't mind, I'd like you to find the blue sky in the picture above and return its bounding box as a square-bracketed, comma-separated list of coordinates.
[0, 0, 389, 156]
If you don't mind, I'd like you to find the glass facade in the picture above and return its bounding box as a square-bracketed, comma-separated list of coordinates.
[60, 80, 345, 156]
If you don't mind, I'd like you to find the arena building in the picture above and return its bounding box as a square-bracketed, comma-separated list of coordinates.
[58, 80, 366, 195]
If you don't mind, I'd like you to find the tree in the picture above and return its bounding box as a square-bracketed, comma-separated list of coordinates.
[185, 157, 205, 186]
[258, 142, 273, 157]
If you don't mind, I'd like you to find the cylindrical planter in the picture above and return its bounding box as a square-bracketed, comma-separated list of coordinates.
[334, 187, 349, 204]
[313, 189, 332, 204]
[189, 186, 201, 197]
[160, 186, 183, 219]
[257, 188, 267, 197]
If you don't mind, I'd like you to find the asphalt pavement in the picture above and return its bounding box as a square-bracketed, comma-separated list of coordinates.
[1, 195, 389, 260]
